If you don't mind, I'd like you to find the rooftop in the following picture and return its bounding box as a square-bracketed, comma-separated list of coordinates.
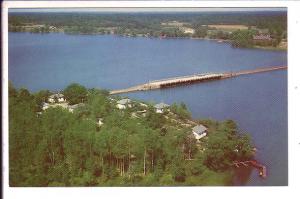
[154, 102, 170, 109]
[192, 125, 207, 135]
[49, 93, 64, 98]
[117, 98, 131, 105]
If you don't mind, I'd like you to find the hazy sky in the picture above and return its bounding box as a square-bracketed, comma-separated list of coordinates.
[9, 7, 287, 13]
[4, 0, 295, 1]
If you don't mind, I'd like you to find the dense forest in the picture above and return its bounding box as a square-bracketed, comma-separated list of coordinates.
[9, 82, 254, 186]
[8, 11, 287, 48]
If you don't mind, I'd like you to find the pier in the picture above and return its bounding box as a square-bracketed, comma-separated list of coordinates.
[109, 66, 287, 95]
[233, 160, 267, 178]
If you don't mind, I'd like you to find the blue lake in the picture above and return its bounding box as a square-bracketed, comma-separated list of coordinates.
[9, 32, 287, 186]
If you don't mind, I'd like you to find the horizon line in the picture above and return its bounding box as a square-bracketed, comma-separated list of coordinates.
[8, 7, 287, 13]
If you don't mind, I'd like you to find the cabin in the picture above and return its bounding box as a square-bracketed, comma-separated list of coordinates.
[154, 102, 170, 113]
[181, 27, 195, 34]
[192, 125, 207, 140]
[48, 93, 66, 103]
[116, 98, 132, 109]
[97, 118, 103, 126]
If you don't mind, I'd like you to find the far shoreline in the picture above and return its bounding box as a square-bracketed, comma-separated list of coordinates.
[8, 31, 287, 51]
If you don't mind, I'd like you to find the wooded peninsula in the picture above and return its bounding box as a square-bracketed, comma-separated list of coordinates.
[8, 11, 287, 49]
[9, 82, 255, 186]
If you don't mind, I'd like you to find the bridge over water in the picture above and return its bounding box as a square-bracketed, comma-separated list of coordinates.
[109, 66, 287, 95]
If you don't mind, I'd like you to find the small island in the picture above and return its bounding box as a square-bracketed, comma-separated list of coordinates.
[9, 82, 257, 186]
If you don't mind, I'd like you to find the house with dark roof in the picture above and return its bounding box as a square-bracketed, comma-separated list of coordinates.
[192, 125, 207, 140]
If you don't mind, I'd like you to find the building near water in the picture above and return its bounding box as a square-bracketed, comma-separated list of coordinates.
[192, 125, 207, 140]
[154, 102, 170, 113]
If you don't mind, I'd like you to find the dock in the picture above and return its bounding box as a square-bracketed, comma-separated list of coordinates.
[233, 160, 267, 178]
[109, 66, 287, 95]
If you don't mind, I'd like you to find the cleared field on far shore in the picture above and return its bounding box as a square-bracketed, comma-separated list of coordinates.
[208, 24, 248, 31]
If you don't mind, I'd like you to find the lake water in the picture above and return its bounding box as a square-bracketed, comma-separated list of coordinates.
[9, 32, 287, 186]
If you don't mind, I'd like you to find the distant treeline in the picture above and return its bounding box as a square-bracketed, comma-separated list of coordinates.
[8, 11, 287, 48]
[8, 12, 287, 29]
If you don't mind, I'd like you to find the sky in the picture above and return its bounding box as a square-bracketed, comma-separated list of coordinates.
[4, 0, 295, 1]
[8, 7, 287, 13]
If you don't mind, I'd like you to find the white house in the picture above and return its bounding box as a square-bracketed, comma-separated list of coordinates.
[192, 125, 207, 140]
[154, 102, 170, 113]
[116, 98, 132, 109]
[42, 102, 50, 110]
[96, 118, 103, 127]
[48, 93, 66, 103]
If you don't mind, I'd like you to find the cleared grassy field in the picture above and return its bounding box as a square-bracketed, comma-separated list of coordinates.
[208, 24, 248, 31]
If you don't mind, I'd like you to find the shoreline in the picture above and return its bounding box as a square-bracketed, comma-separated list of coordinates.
[9, 81, 257, 186]
[9, 30, 287, 51]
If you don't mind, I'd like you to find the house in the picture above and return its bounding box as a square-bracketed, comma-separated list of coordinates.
[96, 118, 103, 127]
[42, 102, 50, 110]
[180, 27, 195, 34]
[192, 125, 207, 140]
[48, 93, 66, 103]
[116, 98, 132, 109]
[49, 26, 57, 30]
[252, 34, 273, 46]
[154, 102, 170, 113]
